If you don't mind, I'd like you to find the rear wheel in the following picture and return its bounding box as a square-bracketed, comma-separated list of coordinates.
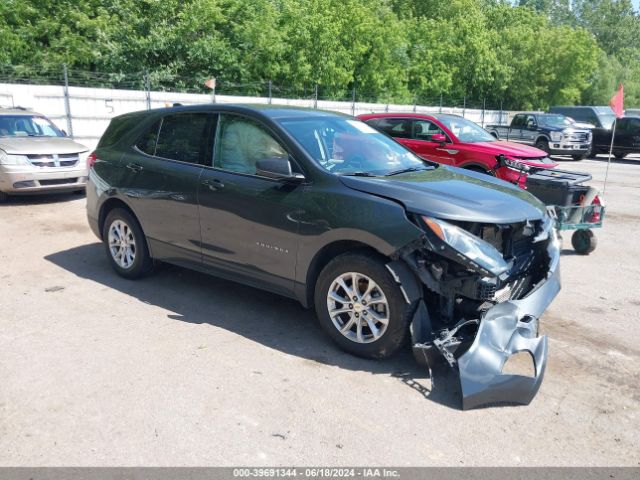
[535, 138, 550, 155]
[314, 253, 411, 359]
[102, 208, 153, 279]
[571, 229, 597, 255]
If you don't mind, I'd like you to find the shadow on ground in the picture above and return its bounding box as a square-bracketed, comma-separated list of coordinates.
[0, 191, 84, 207]
[45, 242, 462, 410]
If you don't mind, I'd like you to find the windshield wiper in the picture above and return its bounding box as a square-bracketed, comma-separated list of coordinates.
[385, 166, 433, 176]
[339, 171, 378, 177]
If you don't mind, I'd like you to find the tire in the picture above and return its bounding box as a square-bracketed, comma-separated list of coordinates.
[571, 229, 597, 255]
[614, 151, 627, 160]
[572, 153, 588, 161]
[0, 191, 8, 203]
[102, 208, 153, 279]
[314, 252, 412, 359]
[535, 138, 550, 155]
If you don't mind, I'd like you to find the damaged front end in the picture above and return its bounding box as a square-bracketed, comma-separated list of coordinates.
[388, 211, 560, 409]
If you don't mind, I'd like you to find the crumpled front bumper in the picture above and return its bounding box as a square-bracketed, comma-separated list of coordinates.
[458, 234, 561, 409]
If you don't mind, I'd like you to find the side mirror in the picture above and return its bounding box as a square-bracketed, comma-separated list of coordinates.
[256, 157, 305, 183]
[526, 121, 536, 129]
[431, 133, 447, 145]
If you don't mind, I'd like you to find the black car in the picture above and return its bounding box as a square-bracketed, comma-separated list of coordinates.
[86, 104, 561, 409]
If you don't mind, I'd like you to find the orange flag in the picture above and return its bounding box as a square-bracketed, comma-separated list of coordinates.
[610, 83, 624, 118]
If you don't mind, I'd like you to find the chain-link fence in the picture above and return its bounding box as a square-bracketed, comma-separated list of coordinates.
[0, 64, 516, 148]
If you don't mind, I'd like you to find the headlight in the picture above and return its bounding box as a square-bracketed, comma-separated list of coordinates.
[550, 132, 563, 141]
[422, 216, 510, 276]
[0, 151, 29, 165]
[502, 157, 530, 172]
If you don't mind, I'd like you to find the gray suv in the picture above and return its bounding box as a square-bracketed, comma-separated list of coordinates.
[0, 107, 89, 202]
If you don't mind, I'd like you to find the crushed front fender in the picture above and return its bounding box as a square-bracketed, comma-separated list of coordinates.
[458, 235, 561, 409]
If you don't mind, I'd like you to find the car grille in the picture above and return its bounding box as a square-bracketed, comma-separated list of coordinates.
[39, 178, 79, 186]
[568, 132, 590, 142]
[27, 153, 79, 168]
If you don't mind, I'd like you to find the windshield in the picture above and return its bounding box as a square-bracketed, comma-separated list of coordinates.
[279, 117, 430, 176]
[599, 114, 616, 130]
[436, 116, 495, 143]
[0, 115, 64, 138]
[537, 114, 573, 127]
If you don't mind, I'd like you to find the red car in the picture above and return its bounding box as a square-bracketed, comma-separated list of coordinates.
[358, 113, 557, 187]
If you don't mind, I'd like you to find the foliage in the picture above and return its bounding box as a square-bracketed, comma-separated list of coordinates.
[1, 0, 639, 108]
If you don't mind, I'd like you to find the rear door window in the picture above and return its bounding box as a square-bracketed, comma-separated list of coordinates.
[154, 113, 214, 165]
[373, 118, 412, 139]
[512, 115, 525, 127]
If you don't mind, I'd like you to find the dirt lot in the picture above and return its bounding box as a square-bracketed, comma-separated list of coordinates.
[1, 156, 639, 466]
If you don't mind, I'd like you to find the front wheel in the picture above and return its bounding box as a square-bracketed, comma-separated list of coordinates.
[571, 229, 597, 255]
[314, 253, 412, 359]
[102, 208, 153, 278]
[535, 138, 550, 155]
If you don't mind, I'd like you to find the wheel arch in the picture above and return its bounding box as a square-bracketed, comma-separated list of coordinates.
[302, 240, 386, 308]
[534, 134, 550, 145]
[460, 162, 492, 174]
[98, 197, 138, 240]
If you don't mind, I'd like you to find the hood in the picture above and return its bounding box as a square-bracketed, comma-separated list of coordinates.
[0, 136, 89, 155]
[470, 141, 547, 159]
[340, 166, 546, 224]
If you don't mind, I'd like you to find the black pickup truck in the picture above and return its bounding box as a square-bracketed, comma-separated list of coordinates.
[487, 113, 592, 160]
[591, 116, 640, 159]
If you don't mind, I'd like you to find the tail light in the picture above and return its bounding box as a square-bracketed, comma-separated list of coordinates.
[87, 151, 97, 169]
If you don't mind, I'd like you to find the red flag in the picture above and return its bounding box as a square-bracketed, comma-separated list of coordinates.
[610, 83, 624, 118]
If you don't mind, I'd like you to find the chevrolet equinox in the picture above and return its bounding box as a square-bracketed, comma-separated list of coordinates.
[87, 105, 561, 409]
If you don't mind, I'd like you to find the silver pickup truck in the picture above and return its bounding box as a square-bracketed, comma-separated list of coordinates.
[487, 112, 592, 160]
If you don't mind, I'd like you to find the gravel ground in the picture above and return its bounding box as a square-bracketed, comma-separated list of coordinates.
[0, 156, 639, 466]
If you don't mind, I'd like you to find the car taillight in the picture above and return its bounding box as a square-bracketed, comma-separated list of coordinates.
[87, 151, 97, 169]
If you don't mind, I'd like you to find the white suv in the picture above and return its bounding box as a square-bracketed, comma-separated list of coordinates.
[0, 107, 89, 201]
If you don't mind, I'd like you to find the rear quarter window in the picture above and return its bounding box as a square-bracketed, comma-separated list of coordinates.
[98, 115, 141, 148]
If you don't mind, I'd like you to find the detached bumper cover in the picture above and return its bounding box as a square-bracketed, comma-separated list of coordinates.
[458, 235, 560, 409]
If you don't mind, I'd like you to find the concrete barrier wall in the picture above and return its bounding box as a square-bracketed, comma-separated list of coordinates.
[0, 83, 511, 150]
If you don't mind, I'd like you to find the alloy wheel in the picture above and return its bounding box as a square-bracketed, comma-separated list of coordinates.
[326, 272, 390, 343]
[108, 219, 136, 269]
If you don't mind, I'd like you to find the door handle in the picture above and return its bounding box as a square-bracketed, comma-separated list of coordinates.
[126, 163, 143, 172]
[202, 178, 224, 191]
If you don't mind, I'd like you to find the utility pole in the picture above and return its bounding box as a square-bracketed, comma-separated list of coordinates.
[351, 85, 356, 116]
[144, 70, 151, 110]
[313, 84, 318, 109]
[268, 80, 272, 104]
[62, 64, 74, 138]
